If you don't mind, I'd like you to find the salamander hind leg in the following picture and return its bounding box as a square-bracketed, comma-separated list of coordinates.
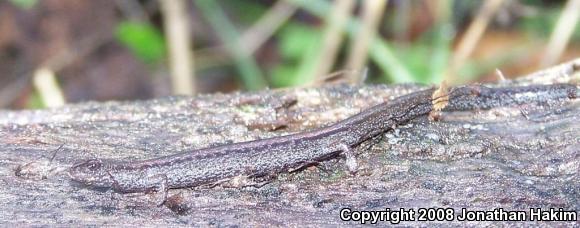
[144, 174, 169, 207]
[220, 174, 274, 189]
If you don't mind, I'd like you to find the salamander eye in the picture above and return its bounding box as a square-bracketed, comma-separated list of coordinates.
[82, 159, 102, 171]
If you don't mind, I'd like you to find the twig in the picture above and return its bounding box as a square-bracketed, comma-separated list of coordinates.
[32, 67, 65, 107]
[311, 0, 356, 82]
[195, 0, 267, 90]
[540, 0, 580, 67]
[345, 0, 388, 84]
[240, 0, 298, 55]
[193, 1, 296, 72]
[0, 30, 111, 107]
[447, 0, 504, 83]
[160, 0, 195, 95]
[287, 0, 414, 83]
[428, 0, 453, 83]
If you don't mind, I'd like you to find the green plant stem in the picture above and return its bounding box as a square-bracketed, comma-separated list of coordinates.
[429, 0, 454, 83]
[287, 0, 414, 83]
[194, 0, 267, 90]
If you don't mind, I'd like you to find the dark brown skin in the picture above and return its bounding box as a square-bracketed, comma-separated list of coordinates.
[68, 84, 578, 193]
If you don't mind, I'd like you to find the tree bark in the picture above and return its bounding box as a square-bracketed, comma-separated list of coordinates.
[1, 59, 579, 226]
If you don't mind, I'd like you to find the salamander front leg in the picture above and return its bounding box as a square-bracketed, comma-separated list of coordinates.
[340, 144, 358, 174]
[147, 174, 169, 206]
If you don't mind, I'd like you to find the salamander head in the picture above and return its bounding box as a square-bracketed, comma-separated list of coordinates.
[68, 159, 115, 188]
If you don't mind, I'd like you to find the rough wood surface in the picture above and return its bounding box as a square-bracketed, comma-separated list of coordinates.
[1, 60, 579, 226]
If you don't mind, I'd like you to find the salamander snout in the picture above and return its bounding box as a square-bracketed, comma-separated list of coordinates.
[68, 159, 114, 187]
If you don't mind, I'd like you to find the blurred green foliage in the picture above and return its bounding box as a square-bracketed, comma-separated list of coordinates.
[226, 0, 266, 23]
[272, 24, 319, 87]
[18, 0, 578, 97]
[95, 0, 566, 91]
[8, 0, 37, 9]
[289, 0, 415, 83]
[25, 90, 44, 109]
[195, 0, 267, 90]
[115, 21, 166, 63]
[4, 0, 575, 110]
[521, 7, 580, 40]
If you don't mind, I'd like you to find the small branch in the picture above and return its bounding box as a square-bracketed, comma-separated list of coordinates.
[192, 1, 296, 71]
[540, 0, 580, 67]
[428, 0, 453, 83]
[447, 0, 504, 83]
[160, 0, 196, 95]
[240, 0, 297, 55]
[345, 0, 388, 84]
[1, 31, 110, 108]
[32, 67, 65, 107]
[195, 0, 267, 90]
[311, 0, 356, 82]
[287, 0, 414, 83]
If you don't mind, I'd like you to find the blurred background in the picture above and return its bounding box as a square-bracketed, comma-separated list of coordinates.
[0, 0, 579, 109]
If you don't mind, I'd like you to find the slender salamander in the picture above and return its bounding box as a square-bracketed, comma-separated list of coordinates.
[69, 84, 578, 193]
